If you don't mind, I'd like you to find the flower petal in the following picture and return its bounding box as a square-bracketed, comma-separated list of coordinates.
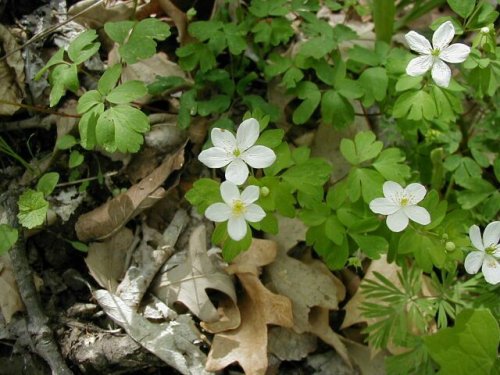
[225, 158, 249, 185]
[220, 180, 240, 205]
[404, 31, 432, 54]
[241, 185, 260, 205]
[205, 203, 231, 222]
[432, 21, 455, 50]
[383, 181, 404, 200]
[440, 43, 471, 63]
[386, 210, 409, 232]
[236, 118, 260, 151]
[482, 255, 500, 285]
[431, 59, 451, 88]
[211, 128, 236, 151]
[244, 204, 266, 222]
[369, 198, 400, 215]
[406, 55, 433, 76]
[241, 145, 276, 168]
[469, 225, 484, 251]
[464, 251, 484, 275]
[404, 205, 431, 226]
[228, 216, 247, 241]
[483, 221, 500, 248]
[405, 183, 427, 204]
[198, 147, 233, 168]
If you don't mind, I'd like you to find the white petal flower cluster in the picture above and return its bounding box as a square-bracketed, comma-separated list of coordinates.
[198, 118, 276, 185]
[405, 21, 470, 88]
[205, 181, 266, 241]
[199, 118, 274, 241]
[369, 181, 431, 232]
[465, 221, 500, 285]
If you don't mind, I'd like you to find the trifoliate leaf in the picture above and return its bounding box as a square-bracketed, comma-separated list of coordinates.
[340, 131, 383, 165]
[95, 105, 150, 153]
[292, 81, 321, 125]
[17, 189, 49, 229]
[255, 129, 284, 148]
[350, 233, 387, 259]
[177, 43, 216, 72]
[282, 158, 332, 195]
[447, 0, 476, 18]
[67, 29, 100, 64]
[36, 172, 59, 196]
[393, 90, 437, 121]
[252, 18, 294, 46]
[98, 64, 122, 95]
[359, 67, 388, 106]
[346, 167, 384, 203]
[424, 309, 499, 375]
[49, 64, 79, 107]
[0, 224, 18, 255]
[79, 104, 104, 150]
[222, 23, 247, 55]
[77, 90, 103, 114]
[372, 148, 411, 184]
[106, 81, 147, 104]
[35, 48, 65, 80]
[321, 90, 354, 128]
[185, 178, 221, 213]
[104, 21, 135, 44]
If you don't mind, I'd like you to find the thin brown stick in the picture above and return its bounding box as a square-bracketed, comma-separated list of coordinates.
[2, 191, 73, 375]
[0, 100, 81, 118]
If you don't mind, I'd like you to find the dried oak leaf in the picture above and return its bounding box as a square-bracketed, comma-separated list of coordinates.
[0, 24, 25, 115]
[85, 227, 134, 292]
[206, 239, 294, 375]
[153, 224, 237, 323]
[0, 255, 24, 323]
[75, 145, 185, 241]
[265, 244, 351, 366]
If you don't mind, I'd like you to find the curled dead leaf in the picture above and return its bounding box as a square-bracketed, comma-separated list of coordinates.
[0, 24, 25, 115]
[0, 255, 24, 323]
[75, 145, 185, 241]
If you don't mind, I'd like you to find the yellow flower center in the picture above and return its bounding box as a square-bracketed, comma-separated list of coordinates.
[431, 49, 441, 57]
[485, 246, 496, 255]
[233, 148, 241, 157]
[400, 197, 409, 206]
[232, 200, 246, 216]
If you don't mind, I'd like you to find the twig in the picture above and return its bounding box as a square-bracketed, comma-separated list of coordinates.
[0, 100, 81, 118]
[55, 171, 119, 188]
[2, 191, 73, 375]
[116, 209, 189, 309]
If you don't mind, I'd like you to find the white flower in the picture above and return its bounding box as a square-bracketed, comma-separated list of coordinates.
[205, 181, 266, 241]
[464, 221, 500, 285]
[405, 21, 470, 88]
[369, 181, 431, 232]
[198, 118, 276, 185]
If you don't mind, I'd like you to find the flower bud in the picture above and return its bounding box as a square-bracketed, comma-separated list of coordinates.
[445, 241, 456, 252]
[441, 233, 449, 240]
[260, 186, 270, 197]
[481, 27, 490, 34]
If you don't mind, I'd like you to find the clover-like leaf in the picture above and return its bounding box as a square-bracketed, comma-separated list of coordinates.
[67, 29, 100, 65]
[17, 189, 49, 229]
[0, 224, 18, 255]
[106, 81, 147, 104]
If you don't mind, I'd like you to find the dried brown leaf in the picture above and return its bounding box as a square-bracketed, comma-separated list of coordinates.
[0, 25, 25, 115]
[153, 225, 237, 323]
[85, 227, 134, 292]
[0, 255, 24, 323]
[75, 145, 185, 241]
[268, 327, 317, 361]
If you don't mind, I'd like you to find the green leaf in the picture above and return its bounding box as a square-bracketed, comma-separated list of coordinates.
[95, 105, 150, 153]
[197, 95, 231, 116]
[255, 129, 284, 148]
[0, 224, 18, 255]
[456, 177, 495, 209]
[17, 189, 49, 229]
[36, 172, 59, 196]
[223, 23, 247, 55]
[393, 90, 437, 121]
[177, 43, 216, 72]
[340, 131, 383, 165]
[395, 75, 422, 92]
[69, 241, 89, 252]
[98, 64, 122, 95]
[399, 229, 444, 272]
[282, 66, 304, 89]
[282, 158, 332, 195]
[185, 179, 221, 213]
[35, 48, 65, 80]
[298, 36, 336, 59]
[324, 215, 345, 245]
[56, 134, 77, 150]
[79, 105, 103, 150]
[447, 0, 476, 18]
[252, 18, 294, 46]
[67, 30, 100, 64]
[350, 233, 388, 259]
[321, 90, 354, 128]
[77, 90, 103, 114]
[222, 227, 252, 261]
[49, 64, 79, 107]
[69, 150, 84, 168]
[292, 81, 321, 125]
[347, 168, 385, 203]
[359, 67, 388, 106]
[113, 18, 170, 64]
[148, 76, 186, 95]
[106, 81, 147, 104]
[424, 309, 499, 375]
[373, 148, 411, 184]
[104, 20, 135, 44]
